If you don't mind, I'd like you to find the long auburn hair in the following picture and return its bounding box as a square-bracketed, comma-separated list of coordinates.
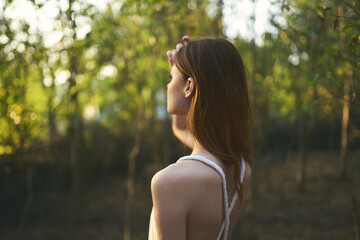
[174, 38, 253, 198]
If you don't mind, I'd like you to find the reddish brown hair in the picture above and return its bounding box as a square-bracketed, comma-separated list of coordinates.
[174, 38, 253, 197]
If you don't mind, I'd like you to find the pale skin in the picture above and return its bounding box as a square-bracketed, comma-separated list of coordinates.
[150, 36, 252, 240]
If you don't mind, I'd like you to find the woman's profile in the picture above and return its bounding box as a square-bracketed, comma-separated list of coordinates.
[148, 36, 253, 240]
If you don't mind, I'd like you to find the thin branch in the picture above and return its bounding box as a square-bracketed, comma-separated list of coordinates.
[342, 0, 360, 17]
[3, 0, 8, 13]
[1, 0, 8, 22]
[352, 26, 360, 103]
[329, 13, 360, 20]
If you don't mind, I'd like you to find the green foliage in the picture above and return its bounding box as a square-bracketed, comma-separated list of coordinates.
[0, 0, 224, 166]
[1, 0, 359, 238]
[1, 0, 357, 161]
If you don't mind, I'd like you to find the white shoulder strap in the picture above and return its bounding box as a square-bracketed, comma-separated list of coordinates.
[215, 158, 246, 239]
[240, 157, 246, 183]
[228, 158, 246, 216]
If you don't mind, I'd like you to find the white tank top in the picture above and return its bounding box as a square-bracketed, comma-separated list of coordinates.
[148, 155, 246, 240]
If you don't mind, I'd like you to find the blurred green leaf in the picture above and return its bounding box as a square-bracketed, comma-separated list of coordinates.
[343, 23, 358, 32]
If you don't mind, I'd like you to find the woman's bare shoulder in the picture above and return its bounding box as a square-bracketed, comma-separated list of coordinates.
[153, 161, 203, 184]
[151, 160, 219, 198]
[151, 162, 197, 213]
[151, 163, 187, 190]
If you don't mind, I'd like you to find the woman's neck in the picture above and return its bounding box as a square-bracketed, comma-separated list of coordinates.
[191, 143, 218, 163]
[191, 142, 233, 170]
[191, 141, 207, 155]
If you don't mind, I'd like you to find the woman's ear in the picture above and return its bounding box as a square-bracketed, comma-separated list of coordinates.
[184, 77, 195, 98]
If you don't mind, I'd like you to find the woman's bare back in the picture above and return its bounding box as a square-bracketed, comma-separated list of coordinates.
[149, 154, 251, 240]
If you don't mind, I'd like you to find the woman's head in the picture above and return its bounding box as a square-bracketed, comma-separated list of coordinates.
[172, 38, 253, 193]
[166, 64, 193, 115]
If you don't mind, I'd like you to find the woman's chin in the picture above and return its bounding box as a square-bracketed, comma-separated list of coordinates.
[167, 108, 179, 115]
[167, 105, 189, 115]
[168, 111, 180, 115]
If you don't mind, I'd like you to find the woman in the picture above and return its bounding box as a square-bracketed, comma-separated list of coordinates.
[148, 36, 253, 240]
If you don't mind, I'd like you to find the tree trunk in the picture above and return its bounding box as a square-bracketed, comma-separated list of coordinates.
[340, 81, 350, 179]
[352, 197, 360, 240]
[300, 83, 318, 190]
[337, 4, 350, 179]
[66, 0, 84, 229]
[68, 71, 83, 228]
[124, 102, 144, 240]
[15, 155, 33, 240]
[296, 86, 307, 191]
[248, 0, 257, 211]
[48, 81, 57, 141]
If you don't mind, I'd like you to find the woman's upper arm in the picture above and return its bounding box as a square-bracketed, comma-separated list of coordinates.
[151, 169, 188, 240]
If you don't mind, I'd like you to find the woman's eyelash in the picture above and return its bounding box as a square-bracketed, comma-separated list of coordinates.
[169, 75, 172, 79]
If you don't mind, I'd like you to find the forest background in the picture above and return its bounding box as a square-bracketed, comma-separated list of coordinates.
[0, 0, 359, 239]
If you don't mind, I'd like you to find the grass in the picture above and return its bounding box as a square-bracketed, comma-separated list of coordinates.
[0, 150, 359, 239]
